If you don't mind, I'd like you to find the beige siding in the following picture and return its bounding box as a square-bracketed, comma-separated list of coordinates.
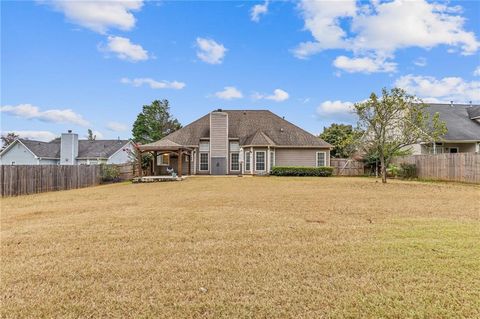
[275, 148, 330, 167]
[210, 112, 228, 158]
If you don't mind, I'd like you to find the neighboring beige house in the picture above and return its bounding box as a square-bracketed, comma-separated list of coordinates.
[410, 103, 480, 154]
[138, 109, 332, 176]
[0, 131, 135, 165]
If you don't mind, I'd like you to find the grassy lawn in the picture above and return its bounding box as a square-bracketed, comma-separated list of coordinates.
[1, 177, 479, 318]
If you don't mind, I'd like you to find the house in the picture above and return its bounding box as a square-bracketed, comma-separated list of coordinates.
[137, 109, 332, 176]
[409, 103, 480, 154]
[0, 131, 135, 165]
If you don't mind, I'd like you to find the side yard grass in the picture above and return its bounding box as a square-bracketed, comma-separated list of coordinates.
[1, 177, 479, 318]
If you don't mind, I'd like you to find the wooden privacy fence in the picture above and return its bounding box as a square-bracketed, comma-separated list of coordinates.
[392, 153, 480, 183]
[1, 165, 102, 197]
[116, 163, 135, 180]
[330, 158, 366, 176]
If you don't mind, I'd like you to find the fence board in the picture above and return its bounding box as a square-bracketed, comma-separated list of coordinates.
[392, 153, 480, 183]
[0, 165, 102, 197]
[330, 158, 366, 176]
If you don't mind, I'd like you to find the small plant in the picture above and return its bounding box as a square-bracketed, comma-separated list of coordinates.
[270, 166, 333, 177]
[398, 163, 417, 179]
[386, 164, 400, 178]
[100, 164, 120, 183]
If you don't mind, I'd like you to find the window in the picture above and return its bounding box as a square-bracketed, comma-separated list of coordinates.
[199, 141, 210, 152]
[157, 153, 170, 166]
[255, 151, 265, 171]
[229, 141, 240, 152]
[316, 152, 326, 167]
[449, 147, 458, 154]
[245, 151, 251, 171]
[269, 151, 275, 170]
[200, 152, 209, 171]
[230, 153, 239, 171]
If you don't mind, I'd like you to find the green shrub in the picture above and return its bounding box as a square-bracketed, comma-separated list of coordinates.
[270, 166, 333, 177]
[100, 164, 120, 183]
[398, 163, 417, 179]
[387, 164, 400, 177]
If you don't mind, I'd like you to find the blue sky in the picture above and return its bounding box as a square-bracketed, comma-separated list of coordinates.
[2, 0, 479, 141]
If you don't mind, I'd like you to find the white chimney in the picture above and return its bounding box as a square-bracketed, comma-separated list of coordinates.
[60, 130, 79, 165]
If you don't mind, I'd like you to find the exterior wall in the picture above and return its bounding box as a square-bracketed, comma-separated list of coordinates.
[414, 142, 478, 154]
[0, 142, 38, 165]
[275, 148, 331, 167]
[39, 159, 59, 165]
[107, 142, 135, 164]
[77, 159, 107, 165]
[210, 112, 228, 175]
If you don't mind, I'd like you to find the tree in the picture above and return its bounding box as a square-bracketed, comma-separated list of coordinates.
[132, 99, 182, 144]
[87, 129, 96, 141]
[320, 124, 361, 158]
[1, 132, 19, 149]
[353, 88, 446, 183]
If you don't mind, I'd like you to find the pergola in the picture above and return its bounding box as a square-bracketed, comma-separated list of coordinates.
[136, 140, 193, 177]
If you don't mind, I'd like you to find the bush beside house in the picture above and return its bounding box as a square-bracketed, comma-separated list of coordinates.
[271, 166, 333, 177]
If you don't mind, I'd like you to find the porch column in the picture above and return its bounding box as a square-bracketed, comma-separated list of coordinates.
[153, 151, 158, 175]
[137, 150, 143, 177]
[177, 150, 183, 177]
[188, 152, 191, 175]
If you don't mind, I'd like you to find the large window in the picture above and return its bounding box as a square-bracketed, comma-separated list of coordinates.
[200, 152, 209, 171]
[245, 151, 251, 171]
[316, 151, 326, 167]
[255, 151, 265, 171]
[230, 153, 239, 171]
[157, 153, 170, 166]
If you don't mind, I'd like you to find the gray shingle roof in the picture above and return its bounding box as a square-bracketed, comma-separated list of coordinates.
[17, 139, 130, 159]
[425, 104, 480, 141]
[156, 110, 331, 147]
[20, 139, 60, 158]
[466, 106, 480, 119]
[77, 140, 130, 158]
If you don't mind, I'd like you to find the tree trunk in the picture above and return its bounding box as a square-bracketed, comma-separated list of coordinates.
[380, 153, 387, 183]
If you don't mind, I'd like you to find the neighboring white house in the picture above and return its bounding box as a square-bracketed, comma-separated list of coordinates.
[409, 103, 480, 155]
[0, 131, 135, 165]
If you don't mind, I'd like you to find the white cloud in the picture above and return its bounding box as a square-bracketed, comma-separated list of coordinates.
[316, 100, 354, 115]
[106, 122, 128, 132]
[100, 36, 149, 62]
[196, 37, 227, 64]
[0, 104, 89, 126]
[253, 89, 290, 102]
[251, 1, 268, 22]
[214, 86, 243, 100]
[395, 75, 480, 103]
[4, 130, 57, 142]
[295, 0, 479, 71]
[474, 67, 480, 77]
[45, 0, 144, 34]
[333, 55, 397, 73]
[413, 57, 427, 67]
[120, 77, 185, 89]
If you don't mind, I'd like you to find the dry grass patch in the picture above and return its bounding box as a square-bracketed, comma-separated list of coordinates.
[1, 177, 479, 318]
